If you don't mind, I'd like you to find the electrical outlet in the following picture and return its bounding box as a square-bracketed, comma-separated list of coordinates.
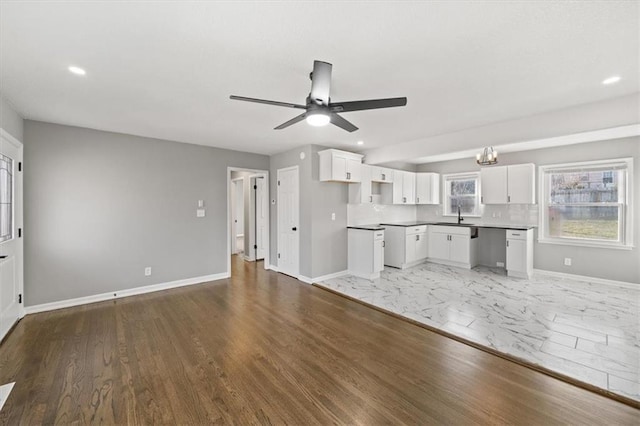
[564, 258, 572, 266]
[145, 267, 152, 276]
[496, 261, 505, 267]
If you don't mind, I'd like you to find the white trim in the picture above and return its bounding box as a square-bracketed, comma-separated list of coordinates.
[409, 124, 640, 164]
[442, 171, 481, 216]
[25, 272, 230, 315]
[227, 167, 270, 275]
[0, 128, 22, 148]
[298, 270, 348, 284]
[533, 269, 638, 290]
[0, 382, 15, 412]
[243, 254, 253, 262]
[0, 128, 25, 323]
[538, 157, 634, 249]
[268, 264, 278, 271]
[537, 238, 634, 250]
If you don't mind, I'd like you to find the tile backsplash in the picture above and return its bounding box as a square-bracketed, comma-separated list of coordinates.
[348, 204, 417, 226]
[349, 202, 539, 227]
[417, 203, 539, 225]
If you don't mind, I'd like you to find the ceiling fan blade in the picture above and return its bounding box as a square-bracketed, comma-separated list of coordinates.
[274, 112, 307, 130]
[330, 113, 358, 133]
[309, 61, 332, 106]
[230, 95, 306, 109]
[330, 97, 407, 113]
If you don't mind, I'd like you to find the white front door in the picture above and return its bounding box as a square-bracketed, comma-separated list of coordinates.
[0, 130, 23, 341]
[277, 167, 299, 277]
[255, 177, 266, 260]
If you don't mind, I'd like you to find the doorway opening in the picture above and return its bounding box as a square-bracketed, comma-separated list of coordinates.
[227, 168, 269, 276]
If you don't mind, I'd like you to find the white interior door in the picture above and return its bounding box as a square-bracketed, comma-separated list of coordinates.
[277, 167, 299, 277]
[255, 177, 266, 260]
[0, 130, 23, 341]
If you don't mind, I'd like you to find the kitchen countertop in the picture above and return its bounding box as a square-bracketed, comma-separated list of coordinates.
[347, 225, 386, 231]
[428, 222, 535, 231]
[373, 221, 535, 230]
[378, 221, 432, 227]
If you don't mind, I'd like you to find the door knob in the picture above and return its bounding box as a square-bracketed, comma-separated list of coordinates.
[0, 255, 7, 259]
[292, 227, 297, 231]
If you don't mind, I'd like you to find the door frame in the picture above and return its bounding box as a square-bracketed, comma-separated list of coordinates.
[276, 165, 300, 278]
[226, 167, 269, 275]
[0, 128, 25, 327]
[230, 177, 244, 255]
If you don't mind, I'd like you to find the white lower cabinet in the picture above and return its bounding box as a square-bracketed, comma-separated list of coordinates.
[506, 229, 533, 279]
[428, 225, 478, 269]
[348, 228, 385, 279]
[384, 225, 428, 269]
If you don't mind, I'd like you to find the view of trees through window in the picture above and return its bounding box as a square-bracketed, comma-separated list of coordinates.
[547, 169, 620, 241]
[446, 175, 479, 216]
[0, 154, 13, 243]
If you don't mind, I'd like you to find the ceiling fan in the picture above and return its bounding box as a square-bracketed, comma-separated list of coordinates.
[230, 60, 407, 133]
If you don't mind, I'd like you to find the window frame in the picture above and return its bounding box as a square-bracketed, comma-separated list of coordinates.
[538, 158, 634, 250]
[442, 172, 481, 217]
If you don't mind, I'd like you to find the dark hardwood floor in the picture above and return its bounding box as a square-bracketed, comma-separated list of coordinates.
[1, 256, 637, 424]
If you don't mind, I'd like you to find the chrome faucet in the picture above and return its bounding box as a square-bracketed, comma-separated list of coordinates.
[457, 205, 464, 224]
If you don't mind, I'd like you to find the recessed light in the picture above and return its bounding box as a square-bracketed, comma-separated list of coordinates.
[68, 66, 86, 76]
[357, 141, 364, 145]
[602, 75, 621, 85]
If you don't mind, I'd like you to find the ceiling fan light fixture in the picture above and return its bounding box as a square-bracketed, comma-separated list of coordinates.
[306, 111, 330, 127]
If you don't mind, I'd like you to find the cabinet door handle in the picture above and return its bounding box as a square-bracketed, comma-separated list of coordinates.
[382, 173, 386, 180]
[506, 240, 509, 247]
[369, 195, 373, 203]
[382, 241, 385, 247]
[416, 197, 419, 203]
[403, 197, 406, 203]
[346, 172, 351, 180]
[481, 196, 483, 203]
[416, 235, 420, 241]
[508, 195, 511, 202]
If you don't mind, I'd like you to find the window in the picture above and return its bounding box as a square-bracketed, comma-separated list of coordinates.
[443, 172, 480, 216]
[539, 158, 633, 248]
[0, 154, 13, 243]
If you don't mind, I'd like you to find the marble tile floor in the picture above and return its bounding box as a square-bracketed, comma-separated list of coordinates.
[318, 262, 639, 402]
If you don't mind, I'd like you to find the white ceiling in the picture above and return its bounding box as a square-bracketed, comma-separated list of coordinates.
[1, 1, 638, 157]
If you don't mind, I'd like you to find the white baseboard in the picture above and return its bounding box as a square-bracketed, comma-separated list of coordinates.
[25, 272, 230, 315]
[533, 269, 638, 289]
[268, 264, 279, 272]
[298, 270, 348, 285]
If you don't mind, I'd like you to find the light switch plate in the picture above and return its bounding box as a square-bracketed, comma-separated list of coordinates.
[197, 209, 206, 217]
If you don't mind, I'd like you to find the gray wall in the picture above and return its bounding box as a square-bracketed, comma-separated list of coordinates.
[417, 137, 640, 284]
[24, 120, 269, 306]
[0, 94, 23, 141]
[269, 145, 348, 279]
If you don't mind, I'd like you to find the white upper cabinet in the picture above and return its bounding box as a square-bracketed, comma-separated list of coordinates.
[370, 166, 394, 183]
[318, 149, 364, 183]
[481, 163, 535, 204]
[415, 172, 440, 204]
[507, 164, 535, 204]
[480, 166, 508, 204]
[402, 171, 416, 204]
[348, 164, 373, 204]
[382, 170, 416, 204]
